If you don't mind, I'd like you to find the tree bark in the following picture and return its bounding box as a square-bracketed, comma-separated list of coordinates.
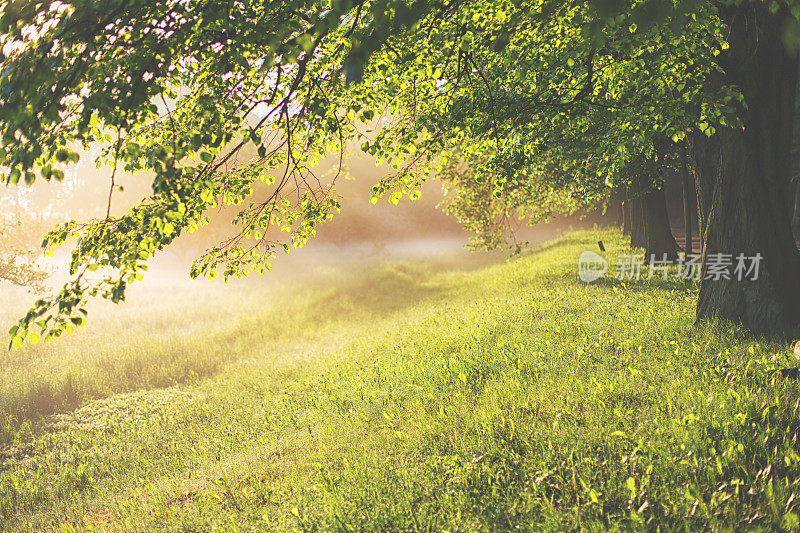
[792, 56, 800, 234]
[688, 132, 720, 251]
[680, 142, 694, 255]
[627, 173, 678, 260]
[793, 182, 800, 232]
[629, 186, 645, 248]
[638, 176, 679, 261]
[603, 188, 624, 227]
[696, 2, 800, 330]
[622, 187, 631, 236]
[614, 188, 624, 227]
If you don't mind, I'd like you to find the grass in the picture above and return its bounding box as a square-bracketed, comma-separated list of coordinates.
[2, 229, 800, 531]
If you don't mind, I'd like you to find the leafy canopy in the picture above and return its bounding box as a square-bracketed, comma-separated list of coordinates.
[1, 0, 797, 345]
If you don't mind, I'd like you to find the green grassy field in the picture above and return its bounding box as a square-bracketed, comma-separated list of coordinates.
[2, 229, 800, 531]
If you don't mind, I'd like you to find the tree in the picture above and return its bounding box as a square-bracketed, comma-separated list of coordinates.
[628, 151, 680, 261]
[694, 2, 800, 329]
[2, 0, 800, 343]
[1, 0, 396, 343]
[364, 0, 800, 331]
[359, 0, 723, 265]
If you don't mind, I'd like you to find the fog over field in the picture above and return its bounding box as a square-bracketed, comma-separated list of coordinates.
[0, 144, 579, 316]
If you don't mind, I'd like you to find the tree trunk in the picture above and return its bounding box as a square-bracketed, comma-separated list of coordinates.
[630, 187, 645, 248]
[696, 2, 800, 330]
[688, 132, 720, 252]
[680, 142, 694, 255]
[627, 175, 678, 260]
[792, 56, 800, 235]
[793, 182, 800, 232]
[639, 176, 679, 261]
[614, 188, 624, 227]
[603, 188, 624, 227]
[622, 188, 631, 236]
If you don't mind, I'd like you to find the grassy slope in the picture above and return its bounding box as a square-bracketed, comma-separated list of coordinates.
[2, 229, 800, 531]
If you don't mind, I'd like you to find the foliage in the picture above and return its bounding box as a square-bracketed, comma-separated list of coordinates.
[1, 0, 799, 342]
[357, 0, 733, 250]
[1, 0, 390, 342]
